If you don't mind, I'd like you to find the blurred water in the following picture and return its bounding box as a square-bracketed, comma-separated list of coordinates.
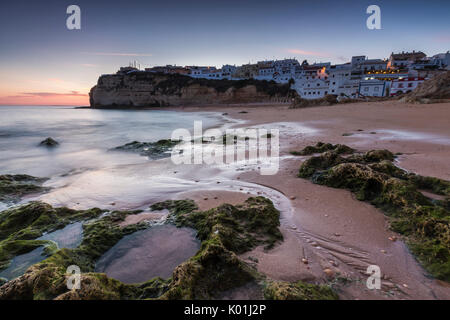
[0, 106, 222, 177]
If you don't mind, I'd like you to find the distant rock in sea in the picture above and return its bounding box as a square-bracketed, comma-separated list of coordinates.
[39, 137, 59, 147]
[112, 139, 180, 159]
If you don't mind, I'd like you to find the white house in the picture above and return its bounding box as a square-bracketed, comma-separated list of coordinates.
[358, 80, 389, 97]
[390, 77, 426, 96]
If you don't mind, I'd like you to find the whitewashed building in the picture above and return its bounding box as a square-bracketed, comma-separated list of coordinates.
[390, 77, 426, 96]
[358, 80, 389, 97]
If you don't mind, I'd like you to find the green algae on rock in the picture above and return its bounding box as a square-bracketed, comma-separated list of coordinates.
[264, 280, 338, 300]
[0, 201, 105, 271]
[151, 197, 336, 300]
[0, 198, 338, 300]
[113, 139, 180, 159]
[297, 145, 450, 281]
[291, 142, 354, 156]
[151, 197, 282, 299]
[0, 206, 153, 299]
[0, 174, 49, 203]
[152, 197, 283, 253]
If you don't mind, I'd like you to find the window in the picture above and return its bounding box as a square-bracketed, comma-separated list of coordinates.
[374, 87, 379, 91]
[364, 87, 369, 91]
[408, 83, 413, 87]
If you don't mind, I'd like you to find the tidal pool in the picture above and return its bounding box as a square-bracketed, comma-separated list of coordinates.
[0, 222, 83, 281]
[95, 224, 200, 284]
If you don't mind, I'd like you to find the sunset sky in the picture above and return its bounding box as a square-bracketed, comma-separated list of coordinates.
[0, 0, 449, 106]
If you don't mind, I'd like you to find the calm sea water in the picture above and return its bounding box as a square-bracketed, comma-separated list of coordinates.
[0, 106, 222, 177]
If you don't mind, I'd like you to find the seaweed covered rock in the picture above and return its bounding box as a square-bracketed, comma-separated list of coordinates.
[0, 205, 150, 299]
[0, 174, 49, 203]
[298, 151, 344, 178]
[291, 142, 354, 156]
[153, 197, 283, 253]
[39, 137, 59, 147]
[113, 139, 180, 159]
[0, 198, 338, 300]
[264, 280, 338, 300]
[161, 235, 258, 299]
[297, 144, 450, 281]
[0, 202, 105, 271]
[152, 197, 283, 299]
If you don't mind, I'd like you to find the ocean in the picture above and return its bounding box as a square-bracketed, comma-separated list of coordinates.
[0, 106, 223, 178]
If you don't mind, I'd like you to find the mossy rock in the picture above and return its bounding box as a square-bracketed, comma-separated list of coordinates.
[264, 280, 338, 300]
[39, 137, 59, 147]
[0, 198, 338, 300]
[152, 197, 283, 253]
[160, 234, 258, 299]
[297, 144, 450, 281]
[291, 142, 354, 156]
[113, 139, 180, 159]
[0, 174, 49, 203]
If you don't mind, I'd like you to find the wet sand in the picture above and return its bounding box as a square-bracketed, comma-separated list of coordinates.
[169, 100, 450, 300]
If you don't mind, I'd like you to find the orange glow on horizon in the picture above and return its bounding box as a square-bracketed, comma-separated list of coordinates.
[0, 94, 89, 106]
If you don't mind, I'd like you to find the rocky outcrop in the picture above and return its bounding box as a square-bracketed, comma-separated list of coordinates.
[295, 144, 450, 281]
[402, 71, 450, 103]
[112, 139, 180, 160]
[89, 72, 298, 108]
[0, 174, 49, 203]
[0, 198, 338, 300]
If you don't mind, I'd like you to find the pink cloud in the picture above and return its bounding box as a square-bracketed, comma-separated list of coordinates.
[434, 35, 450, 43]
[286, 49, 329, 57]
[81, 52, 152, 57]
[10, 91, 87, 98]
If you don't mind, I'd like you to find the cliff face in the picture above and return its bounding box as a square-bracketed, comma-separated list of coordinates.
[89, 72, 297, 108]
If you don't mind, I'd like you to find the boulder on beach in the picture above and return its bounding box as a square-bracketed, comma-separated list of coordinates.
[39, 137, 59, 147]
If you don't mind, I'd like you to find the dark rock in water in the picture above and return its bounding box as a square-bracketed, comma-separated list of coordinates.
[0, 174, 49, 203]
[39, 137, 59, 147]
[113, 139, 180, 159]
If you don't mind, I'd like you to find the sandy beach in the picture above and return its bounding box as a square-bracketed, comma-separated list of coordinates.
[166, 100, 450, 300]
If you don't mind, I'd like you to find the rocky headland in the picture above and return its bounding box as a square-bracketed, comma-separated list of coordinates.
[89, 72, 298, 108]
